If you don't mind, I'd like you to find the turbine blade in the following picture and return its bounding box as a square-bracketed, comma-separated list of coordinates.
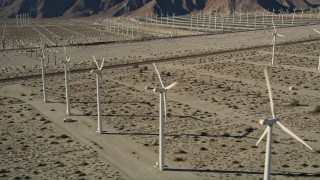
[92, 56, 99, 69]
[256, 127, 269, 146]
[164, 92, 167, 122]
[165, 82, 177, 90]
[100, 58, 105, 70]
[277, 34, 285, 37]
[63, 46, 67, 59]
[313, 28, 320, 34]
[272, 20, 276, 32]
[153, 63, 164, 88]
[264, 69, 276, 119]
[276, 121, 313, 150]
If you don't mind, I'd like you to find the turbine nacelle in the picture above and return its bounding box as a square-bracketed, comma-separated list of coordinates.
[153, 87, 166, 93]
[60, 59, 70, 64]
[91, 69, 102, 74]
[259, 118, 278, 126]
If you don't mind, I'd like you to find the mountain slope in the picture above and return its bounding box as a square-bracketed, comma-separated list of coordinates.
[0, 0, 319, 18]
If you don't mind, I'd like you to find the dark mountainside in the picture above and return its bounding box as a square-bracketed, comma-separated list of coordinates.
[0, 0, 319, 18]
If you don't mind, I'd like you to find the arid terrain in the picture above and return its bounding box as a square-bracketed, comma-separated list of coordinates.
[1, 13, 320, 180]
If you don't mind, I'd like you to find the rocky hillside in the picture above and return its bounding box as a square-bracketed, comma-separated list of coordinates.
[0, 0, 319, 18]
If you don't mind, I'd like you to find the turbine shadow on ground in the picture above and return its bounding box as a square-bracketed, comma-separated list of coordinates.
[166, 168, 320, 177]
[103, 131, 257, 140]
[74, 113, 212, 123]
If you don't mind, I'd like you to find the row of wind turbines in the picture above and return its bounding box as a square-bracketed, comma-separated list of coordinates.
[15, 13, 30, 27]
[270, 20, 320, 71]
[35, 24, 318, 180]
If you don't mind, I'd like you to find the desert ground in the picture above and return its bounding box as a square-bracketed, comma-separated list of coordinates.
[1, 12, 320, 180]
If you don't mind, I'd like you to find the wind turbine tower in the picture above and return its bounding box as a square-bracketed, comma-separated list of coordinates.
[271, 21, 285, 65]
[313, 29, 320, 71]
[91, 56, 105, 134]
[145, 63, 177, 171]
[38, 47, 48, 103]
[256, 69, 313, 180]
[60, 46, 71, 115]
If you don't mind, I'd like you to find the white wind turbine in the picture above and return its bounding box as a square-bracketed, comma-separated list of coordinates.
[145, 63, 177, 171]
[60, 46, 72, 115]
[291, 8, 297, 26]
[91, 56, 105, 134]
[256, 69, 313, 180]
[37, 47, 48, 103]
[301, 9, 305, 19]
[233, 11, 235, 23]
[313, 29, 320, 71]
[52, 48, 58, 65]
[271, 21, 285, 65]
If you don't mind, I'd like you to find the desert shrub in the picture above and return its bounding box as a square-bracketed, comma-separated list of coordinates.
[174, 157, 185, 162]
[166, 72, 171, 76]
[133, 64, 139, 68]
[176, 149, 187, 154]
[290, 99, 300, 106]
[282, 164, 290, 168]
[256, 92, 262, 97]
[143, 66, 148, 70]
[200, 147, 208, 151]
[200, 132, 208, 136]
[245, 127, 254, 132]
[222, 132, 230, 137]
[314, 105, 320, 113]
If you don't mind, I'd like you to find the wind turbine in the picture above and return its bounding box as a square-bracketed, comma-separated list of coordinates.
[301, 9, 305, 19]
[37, 47, 48, 103]
[208, 14, 211, 29]
[233, 11, 235, 23]
[309, 8, 312, 19]
[239, 13, 243, 23]
[145, 63, 177, 171]
[172, 13, 176, 28]
[272, 9, 275, 21]
[254, 12, 257, 29]
[271, 21, 285, 65]
[60, 46, 71, 115]
[91, 56, 105, 134]
[246, 12, 249, 24]
[291, 8, 296, 26]
[166, 12, 169, 25]
[16, 15, 18, 27]
[214, 12, 217, 29]
[52, 48, 58, 65]
[256, 69, 313, 180]
[313, 29, 320, 71]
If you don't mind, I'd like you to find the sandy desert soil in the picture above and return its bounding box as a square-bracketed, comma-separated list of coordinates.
[0, 95, 126, 179]
[1, 18, 320, 180]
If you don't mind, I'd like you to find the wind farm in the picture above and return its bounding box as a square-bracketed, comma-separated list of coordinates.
[1, 3, 320, 180]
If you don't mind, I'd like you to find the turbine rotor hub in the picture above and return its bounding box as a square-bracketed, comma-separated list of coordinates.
[60, 60, 68, 64]
[91, 69, 101, 74]
[259, 118, 278, 126]
[153, 87, 166, 93]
